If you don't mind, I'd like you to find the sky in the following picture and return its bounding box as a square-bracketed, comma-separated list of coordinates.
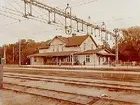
[0, 0, 140, 46]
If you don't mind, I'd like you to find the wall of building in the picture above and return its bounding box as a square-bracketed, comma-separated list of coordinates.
[80, 36, 97, 52]
[39, 38, 81, 53]
[32, 36, 112, 66]
[64, 46, 80, 51]
[30, 57, 44, 65]
[39, 49, 50, 53]
[50, 38, 65, 52]
[39, 38, 65, 53]
[78, 54, 99, 66]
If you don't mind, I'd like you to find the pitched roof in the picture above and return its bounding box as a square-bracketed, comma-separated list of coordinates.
[76, 48, 115, 56]
[65, 35, 89, 47]
[55, 35, 98, 47]
[39, 35, 98, 49]
[38, 40, 51, 49]
[39, 46, 49, 49]
[96, 52, 115, 56]
[76, 48, 103, 55]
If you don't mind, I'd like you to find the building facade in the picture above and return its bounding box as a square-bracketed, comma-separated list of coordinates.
[28, 35, 114, 66]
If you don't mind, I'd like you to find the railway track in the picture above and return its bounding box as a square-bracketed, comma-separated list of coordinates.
[4, 82, 135, 105]
[4, 68, 140, 83]
[3, 73, 139, 105]
[3, 75, 137, 105]
[3, 68, 140, 104]
[4, 73, 140, 92]
[4, 82, 97, 105]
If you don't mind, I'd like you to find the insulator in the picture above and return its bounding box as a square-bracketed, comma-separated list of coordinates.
[65, 3, 72, 35]
[94, 28, 96, 37]
[98, 29, 100, 37]
[101, 31, 103, 41]
[110, 35, 112, 40]
[48, 11, 51, 24]
[29, 0, 32, 16]
[77, 21, 79, 32]
[81, 21, 84, 31]
[87, 25, 89, 35]
[105, 32, 108, 41]
[91, 27, 93, 34]
[24, 0, 27, 17]
[53, 12, 56, 23]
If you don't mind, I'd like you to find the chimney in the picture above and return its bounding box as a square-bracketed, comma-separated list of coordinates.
[72, 33, 76, 37]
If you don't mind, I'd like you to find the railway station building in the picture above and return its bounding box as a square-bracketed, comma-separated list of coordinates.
[28, 34, 115, 66]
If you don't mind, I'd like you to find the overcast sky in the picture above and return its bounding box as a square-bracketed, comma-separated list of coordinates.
[0, 0, 140, 46]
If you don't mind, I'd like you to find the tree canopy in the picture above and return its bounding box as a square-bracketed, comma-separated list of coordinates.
[0, 39, 48, 65]
[118, 26, 140, 61]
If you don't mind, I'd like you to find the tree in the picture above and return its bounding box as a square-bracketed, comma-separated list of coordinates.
[0, 39, 49, 65]
[118, 26, 140, 61]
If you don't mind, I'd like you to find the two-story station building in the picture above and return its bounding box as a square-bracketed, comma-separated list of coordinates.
[28, 34, 115, 66]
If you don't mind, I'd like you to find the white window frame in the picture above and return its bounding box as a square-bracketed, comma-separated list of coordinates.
[57, 45, 59, 52]
[99, 56, 100, 65]
[84, 43, 86, 51]
[86, 55, 90, 63]
[62, 45, 64, 51]
[91, 44, 94, 50]
[52, 45, 55, 51]
[34, 57, 37, 62]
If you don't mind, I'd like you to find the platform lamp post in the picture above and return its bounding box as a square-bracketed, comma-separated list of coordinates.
[113, 28, 119, 66]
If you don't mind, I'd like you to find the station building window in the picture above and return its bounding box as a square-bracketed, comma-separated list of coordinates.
[84, 43, 86, 51]
[34, 57, 37, 62]
[86, 55, 90, 62]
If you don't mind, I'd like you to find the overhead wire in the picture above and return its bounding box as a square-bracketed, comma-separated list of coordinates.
[56, 0, 99, 8]
[56, 0, 85, 8]
[0, 2, 26, 26]
[28, 16, 64, 30]
[31, 6, 48, 21]
[33, 6, 65, 29]
[3, 0, 21, 12]
[0, 12, 21, 21]
[71, 0, 99, 7]
[29, 6, 64, 30]
[0, 5, 23, 14]
[0, 1, 64, 29]
[10, 0, 23, 9]
[2, 19, 27, 27]
[0, 9, 22, 17]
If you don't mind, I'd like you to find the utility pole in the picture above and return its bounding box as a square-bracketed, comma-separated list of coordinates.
[19, 39, 21, 65]
[13, 46, 15, 63]
[0, 59, 3, 89]
[113, 28, 119, 66]
[3, 45, 6, 64]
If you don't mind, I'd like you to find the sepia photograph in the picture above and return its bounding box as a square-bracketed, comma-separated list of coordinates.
[0, 0, 140, 105]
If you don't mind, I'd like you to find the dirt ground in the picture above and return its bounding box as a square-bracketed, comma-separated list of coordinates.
[1, 89, 77, 105]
